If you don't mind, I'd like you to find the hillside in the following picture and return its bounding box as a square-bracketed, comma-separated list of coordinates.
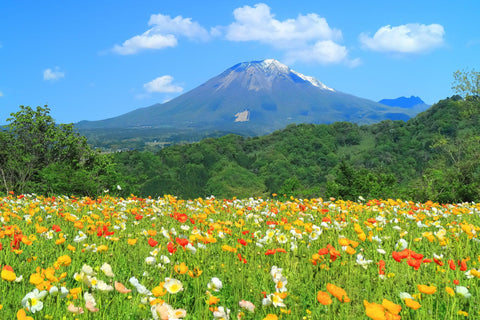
[112, 95, 480, 203]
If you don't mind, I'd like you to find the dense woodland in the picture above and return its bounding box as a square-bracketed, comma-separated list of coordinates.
[1, 71, 479, 203]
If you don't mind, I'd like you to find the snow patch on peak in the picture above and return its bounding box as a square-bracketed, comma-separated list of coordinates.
[291, 70, 335, 91]
[261, 59, 289, 73]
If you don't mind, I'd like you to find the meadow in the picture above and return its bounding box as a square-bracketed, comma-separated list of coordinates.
[0, 192, 479, 319]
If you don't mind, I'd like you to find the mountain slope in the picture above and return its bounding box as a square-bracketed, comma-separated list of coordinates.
[76, 59, 422, 135]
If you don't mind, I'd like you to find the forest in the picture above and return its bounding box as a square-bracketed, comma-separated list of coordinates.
[1, 71, 479, 203]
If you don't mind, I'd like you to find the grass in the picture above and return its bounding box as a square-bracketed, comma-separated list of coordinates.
[0, 194, 479, 319]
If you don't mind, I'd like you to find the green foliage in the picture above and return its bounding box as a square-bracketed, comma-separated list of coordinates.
[0, 105, 118, 195]
[452, 68, 480, 98]
[110, 95, 480, 203]
[206, 160, 266, 199]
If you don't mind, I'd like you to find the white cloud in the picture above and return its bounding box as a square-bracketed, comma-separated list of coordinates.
[113, 33, 177, 55]
[285, 40, 351, 65]
[43, 67, 65, 81]
[0, 91, 3, 97]
[113, 14, 209, 55]
[225, 3, 356, 66]
[359, 23, 445, 54]
[143, 76, 183, 93]
[226, 3, 341, 47]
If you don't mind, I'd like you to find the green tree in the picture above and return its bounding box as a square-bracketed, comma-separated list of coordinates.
[0, 105, 117, 195]
[452, 69, 480, 98]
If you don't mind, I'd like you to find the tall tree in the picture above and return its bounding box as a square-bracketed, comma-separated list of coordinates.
[0, 105, 117, 195]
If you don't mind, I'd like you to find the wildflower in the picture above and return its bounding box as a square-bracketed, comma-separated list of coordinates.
[382, 299, 401, 315]
[129, 277, 152, 295]
[152, 285, 167, 297]
[100, 263, 115, 277]
[67, 302, 84, 314]
[445, 287, 455, 296]
[213, 306, 230, 319]
[188, 267, 203, 278]
[455, 286, 471, 298]
[151, 303, 187, 320]
[207, 277, 223, 292]
[1, 266, 17, 282]
[148, 238, 158, 247]
[356, 254, 373, 269]
[207, 294, 220, 305]
[239, 300, 255, 312]
[404, 298, 421, 310]
[21, 289, 47, 313]
[262, 292, 286, 308]
[326, 283, 350, 302]
[16, 308, 34, 320]
[395, 239, 408, 251]
[159, 255, 171, 264]
[417, 284, 436, 295]
[163, 278, 184, 294]
[263, 314, 278, 320]
[174, 262, 188, 274]
[316, 291, 332, 305]
[363, 300, 385, 320]
[114, 281, 132, 294]
[84, 292, 99, 312]
[96, 244, 108, 252]
[94, 279, 113, 291]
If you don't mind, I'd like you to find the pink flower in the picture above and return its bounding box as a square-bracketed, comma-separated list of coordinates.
[239, 300, 255, 312]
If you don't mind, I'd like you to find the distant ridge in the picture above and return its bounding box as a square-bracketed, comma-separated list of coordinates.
[76, 60, 427, 136]
[379, 96, 429, 109]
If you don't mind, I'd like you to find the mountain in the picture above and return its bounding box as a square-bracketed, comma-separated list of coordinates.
[76, 59, 423, 136]
[379, 96, 429, 109]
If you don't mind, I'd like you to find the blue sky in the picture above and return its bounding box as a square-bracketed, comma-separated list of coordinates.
[1, 0, 479, 124]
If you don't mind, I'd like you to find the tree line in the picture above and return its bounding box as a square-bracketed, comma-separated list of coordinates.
[1, 70, 479, 202]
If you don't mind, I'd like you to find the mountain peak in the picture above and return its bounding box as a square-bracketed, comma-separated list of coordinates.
[227, 59, 334, 91]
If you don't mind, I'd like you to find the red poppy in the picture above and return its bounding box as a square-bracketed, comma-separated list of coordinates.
[448, 259, 456, 271]
[167, 242, 177, 254]
[175, 237, 189, 247]
[237, 238, 247, 246]
[318, 248, 329, 255]
[265, 249, 276, 255]
[148, 238, 158, 247]
[409, 251, 424, 260]
[52, 225, 61, 232]
[407, 258, 421, 270]
[433, 258, 444, 266]
[459, 259, 467, 271]
[377, 260, 386, 275]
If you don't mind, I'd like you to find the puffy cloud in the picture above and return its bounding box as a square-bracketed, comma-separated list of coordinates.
[43, 67, 65, 81]
[225, 3, 356, 66]
[226, 3, 341, 47]
[285, 40, 356, 65]
[144, 76, 183, 93]
[359, 23, 445, 54]
[113, 14, 209, 55]
[113, 33, 177, 55]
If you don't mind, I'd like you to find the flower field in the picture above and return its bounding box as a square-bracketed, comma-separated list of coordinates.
[1, 193, 479, 319]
